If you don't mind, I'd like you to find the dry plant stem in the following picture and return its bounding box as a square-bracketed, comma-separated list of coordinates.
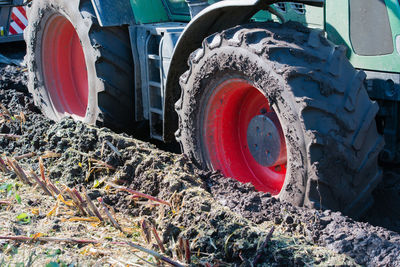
[41, 151, 61, 159]
[141, 219, 151, 244]
[72, 188, 84, 204]
[39, 157, 47, 183]
[0, 236, 101, 244]
[0, 200, 12, 205]
[89, 158, 115, 170]
[152, 226, 165, 253]
[6, 158, 31, 184]
[47, 181, 61, 196]
[0, 103, 12, 117]
[100, 142, 105, 158]
[68, 217, 100, 223]
[65, 187, 87, 216]
[14, 152, 36, 160]
[127, 242, 185, 267]
[178, 237, 184, 261]
[252, 226, 275, 265]
[0, 134, 21, 140]
[183, 239, 191, 264]
[19, 111, 26, 123]
[6, 158, 21, 179]
[72, 188, 92, 216]
[14, 163, 31, 184]
[82, 187, 104, 221]
[0, 157, 9, 172]
[13, 160, 32, 184]
[29, 171, 52, 196]
[38, 157, 61, 196]
[105, 140, 121, 157]
[98, 198, 123, 232]
[109, 183, 171, 206]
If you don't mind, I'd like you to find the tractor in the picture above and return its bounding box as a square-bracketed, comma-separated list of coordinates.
[23, 0, 399, 217]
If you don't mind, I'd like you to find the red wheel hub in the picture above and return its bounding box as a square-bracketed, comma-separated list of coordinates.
[204, 79, 287, 195]
[42, 14, 88, 118]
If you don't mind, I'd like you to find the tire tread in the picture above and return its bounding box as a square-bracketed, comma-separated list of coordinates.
[176, 22, 383, 217]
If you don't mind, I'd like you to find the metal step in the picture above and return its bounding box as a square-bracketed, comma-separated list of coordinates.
[149, 81, 161, 88]
[148, 54, 160, 60]
[150, 108, 163, 115]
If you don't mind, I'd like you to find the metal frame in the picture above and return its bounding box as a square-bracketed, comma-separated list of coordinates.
[0, 5, 11, 38]
[129, 23, 185, 140]
[364, 70, 400, 163]
[0, 0, 25, 43]
[0, 0, 23, 6]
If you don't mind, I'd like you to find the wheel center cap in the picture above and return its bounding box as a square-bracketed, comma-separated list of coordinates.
[247, 113, 283, 167]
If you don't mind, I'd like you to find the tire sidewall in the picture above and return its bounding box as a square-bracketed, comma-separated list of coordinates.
[25, 0, 99, 124]
[181, 46, 308, 206]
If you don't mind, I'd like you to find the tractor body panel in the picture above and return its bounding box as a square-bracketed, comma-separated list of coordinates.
[129, 0, 190, 24]
[129, 0, 169, 24]
[325, 0, 400, 73]
[253, 3, 324, 28]
[161, 0, 191, 21]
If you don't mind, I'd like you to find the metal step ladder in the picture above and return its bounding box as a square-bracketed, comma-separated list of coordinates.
[132, 23, 185, 141]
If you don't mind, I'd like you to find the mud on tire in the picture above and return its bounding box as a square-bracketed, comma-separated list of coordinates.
[176, 22, 384, 217]
[25, 0, 135, 132]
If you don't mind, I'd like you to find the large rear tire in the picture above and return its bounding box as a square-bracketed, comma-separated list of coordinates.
[176, 22, 384, 217]
[25, 0, 135, 132]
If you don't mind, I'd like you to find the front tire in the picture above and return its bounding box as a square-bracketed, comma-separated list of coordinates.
[25, 0, 135, 132]
[176, 22, 384, 217]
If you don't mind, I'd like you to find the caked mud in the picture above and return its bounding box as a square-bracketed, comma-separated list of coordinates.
[1, 46, 400, 266]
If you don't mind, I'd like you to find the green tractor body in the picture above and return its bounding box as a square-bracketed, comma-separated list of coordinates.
[23, 0, 399, 216]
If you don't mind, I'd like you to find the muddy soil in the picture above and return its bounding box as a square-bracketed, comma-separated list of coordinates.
[1, 45, 400, 266]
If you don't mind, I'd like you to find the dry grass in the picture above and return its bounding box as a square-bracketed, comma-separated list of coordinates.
[0, 154, 185, 266]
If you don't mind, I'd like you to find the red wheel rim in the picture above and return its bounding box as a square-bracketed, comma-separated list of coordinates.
[42, 14, 88, 118]
[204, 79, 287, 195]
